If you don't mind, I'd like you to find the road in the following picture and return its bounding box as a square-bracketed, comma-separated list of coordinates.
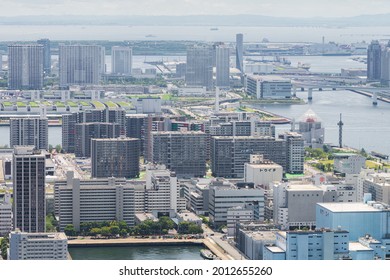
[202, 224, 247, 260]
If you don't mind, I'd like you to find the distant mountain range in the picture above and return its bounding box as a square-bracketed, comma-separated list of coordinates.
[1, 14, 390, 26]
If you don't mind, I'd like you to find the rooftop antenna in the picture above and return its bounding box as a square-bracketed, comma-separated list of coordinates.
[337, 113, 344, 148]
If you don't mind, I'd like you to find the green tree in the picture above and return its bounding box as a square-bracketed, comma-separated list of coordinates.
[159, 216, 175, 231]
[101, 227, 111, 237]
[64, 224, 77, 236]
[118, 221, 128, 231]
[110, 226, 120, 236]
[120, 229, 128, 237]
[1, 236, 9, 260]
[55, 144, 62, 153]
[90, 228, 101, 237]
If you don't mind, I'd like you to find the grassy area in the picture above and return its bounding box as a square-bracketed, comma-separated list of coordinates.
[54, 101, 65, 107]
[67, 101, 78, 107]
[42, 101, 51, 106]
[80, 101, 90, 106]
[91, 101, 105, 109]
[285, 173, 305, 179]
[117, 101, 132, 108]
[319, 159, 334, 165]
[161, 93, 173, 100]
[29, 101, 39, 107]
[16, 101, 26, 107]
[2, 102, 13, 107]
[366, 160, 382, 169]
[104, 101, 118, 108]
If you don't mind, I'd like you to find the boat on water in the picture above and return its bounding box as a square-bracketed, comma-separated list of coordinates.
[200, 249, 215, 260]
[210, 27, 219, 31]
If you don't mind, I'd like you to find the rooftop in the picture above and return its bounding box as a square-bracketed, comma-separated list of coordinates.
[287, 184, 322, 191]
[265, 245, 285, 253]
[248, 75, 290, 82]
[333, 153, 362, 157]
[248, 231, 277, 241]
[349, 242, 373, 252]
[317, 202, 385, 213]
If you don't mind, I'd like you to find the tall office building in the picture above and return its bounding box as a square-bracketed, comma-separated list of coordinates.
[91, 137, 140, 178]
[111, 46, 132, 75]
[13, 146, 46, 233]
[185, 45, 213, 90]
[59, 45, 105, 88]
[236, 33, 244, 72]
[367, 40, 382, 81]
[74, 122, 120, 158]
[381, 41, 390, 86]
[37, 39, 51, 75]
[215, 44, 230, 88]
[10, 111, 48, 150]
[62, 108, 125, 153]
[8, 44, 43, 90]
[151, 131, 208, 178]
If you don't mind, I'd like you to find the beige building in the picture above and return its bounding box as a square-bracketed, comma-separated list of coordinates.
[244, 155, 283, 187]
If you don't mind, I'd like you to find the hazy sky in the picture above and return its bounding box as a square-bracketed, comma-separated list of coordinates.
[2, 0, 390, 17]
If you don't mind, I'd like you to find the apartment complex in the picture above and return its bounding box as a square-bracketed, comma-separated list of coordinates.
[8, 44, 43, 90]
[151, 131, 207, 178]
[10, 115, 48, 150]
[91, 137, 140, 178]
[59, 45, 105, 88]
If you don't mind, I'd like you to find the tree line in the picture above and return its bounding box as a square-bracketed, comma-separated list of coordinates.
[64, 217, 203, 237]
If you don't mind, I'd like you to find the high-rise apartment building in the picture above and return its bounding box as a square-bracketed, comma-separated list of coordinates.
[37, 39, 51, 75]
[367, 40, 382, 81]
[8, 44, 43, 90]
[236, 33, 244, 72]
[10, 113, 48, 150]
[74, 122, 120, 158]
[62, 108, 125, 153]
[111, 46, 132, 75]
[279, 132, 305, 174]
[215, 44, 230, 88]
[126, 114, 147, 155]
[186, 45, 213, 90]
[91, 137, 140, 178]
[211, 136, 288, 178]
[151, 131, 208, 178]
[13, 146, 46, 233]
[59, 45, 105, 88]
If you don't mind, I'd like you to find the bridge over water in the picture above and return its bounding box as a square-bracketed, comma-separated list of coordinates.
[291, 80, 390, 105]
